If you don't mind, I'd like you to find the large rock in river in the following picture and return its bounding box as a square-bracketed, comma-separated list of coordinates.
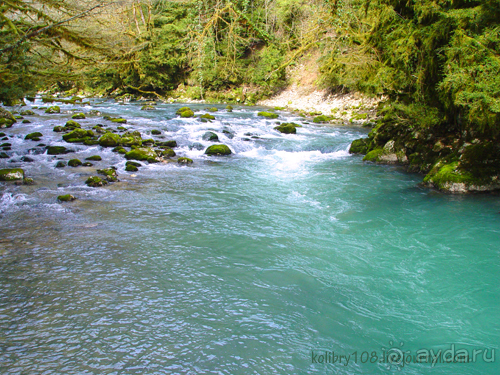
[0, 168, 24, 181]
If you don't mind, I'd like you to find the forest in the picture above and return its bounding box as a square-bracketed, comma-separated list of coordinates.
[1, 0, 500, 189]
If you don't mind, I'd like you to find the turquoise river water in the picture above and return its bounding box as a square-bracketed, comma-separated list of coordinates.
[0, 100, 499, 374]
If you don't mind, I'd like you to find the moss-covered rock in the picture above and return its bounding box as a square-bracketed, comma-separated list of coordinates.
[64, 120, 81, 129]
[55, 161, 67, 168]
[25, 132, 43, 141]
[22, 120, 31, 124]
[202, 131, 219, 141]
[45, 106, 61, 114]
[141, 105, 155, 111]
[161, 148, 176, 158]
[111, 118, 127, 124]
[72, 112, 86, 119]
[85, 176, 108, 187]
[177, 108, 195, 118]
[200, 113, 215, 122]
[0, 152, 9, 158]
[151, 129, 161, 135]
[206, 107, 218, 112]
[112, 146, 127, 154]
[274, 123, 298, 134]
[57, 194, 76, 202]
[205, 144, 232, 156]
[62, 128, 94, 143]
[157, 140, 177, 148]
[125, 160, 141, 171]
[349, 138, 370, 154]
[120, 131, 142, 147]
[258, 111, 279, 119]
[97, 168, 118, 182]
[0, 168, 24, 181]
[47, 146, 69, 155]
[98, 133, 122, 147]
[92, 125, 106, 134]
[20, 110, 35, 116]
[178, 157, 193, 165]
[313, 115, 332, 123]
[0, 108, 16, 128]
[85, 155, 102, 161]
[125, 147, 157, 161]
[68, 159, 82, 167]
[226, 105, 233, 112]
[53, 126, 64, 132]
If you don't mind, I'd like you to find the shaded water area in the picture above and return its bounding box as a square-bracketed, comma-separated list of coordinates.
[1, 100, 499, 374]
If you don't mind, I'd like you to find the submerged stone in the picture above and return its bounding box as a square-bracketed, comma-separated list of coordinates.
[258, 111, 278, 119]
[25, 132, 43, 141]
[178, 157, 193, 165]
[97, 168, 118, 182]
[202, 131, 219, 141]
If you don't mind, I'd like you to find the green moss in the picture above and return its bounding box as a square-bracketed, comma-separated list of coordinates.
[64, 120, 81, 129]
[179, 109, 194, 118]
[178, 157, 193, 164]
[176, 106, 192, 115]
[205, 144, 232, 156]
[98, 133, 122, 147]
[20, 110, 35, 116]
[258, 111, 279, 119]
[125, 147, 157, 161]
[57, 194, 76, 202]
[68, 159, 82, 167]
[274, 123, 297, 134]
[111, 118, 127, 124]
[141, 105, 155, 111]
[162, 148, 176, 158]
[62, 128, 93, 142]
[226, 105, 233, 112]
[125, 160, 141, 171]
[151, 129, 161, 135]
[423, 161, 477, 190]
[157, 140, 177, 148]
[45, 106, 61, 114]
[97, 168, 118, 182]
[85, 176, 108, 187]
[85, 155, 102, 161]
[363, 148, 385, 162]
[0, 168, 24, 181]
[112, 146, 127, 154]
[200, 113, 215, 121]
[202, 131, 219, 141]
[25, 132, 43, 141]
[349, 138, 369, 154]
[206, 107, 218, 112]
[72, 113, 86, 119]
[47, 146, 69, 155]
[0, 152, 8, 158]
[313, 115, 332, 123]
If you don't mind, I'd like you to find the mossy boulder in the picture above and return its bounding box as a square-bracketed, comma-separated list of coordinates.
[72, 112, 86, 119]
[0, 168, 24, 181]
[68, 159, 82, 167]
[53, 126, 64, 132]
[57, 194, 76, 202]
[258, 111, 279, 119]
[141, 105, 155, 111]
[111, 118, 127, 124]
[62, 128, 94, 143]
[120, 131, 142, 147]
[55, 161, 67, 168]
[125, 160, 141, 172]
[178, 157, 193, 165]
[274, 123, 298, 134]
[92, 125, 106, 134]
[98, 133, 122, 147]
[0, 152, 9, 158]
[206, 107, 218, 112]
[45, 106, 61, 114]
[202, 131, 219, 141]
[85, 155, 102, 161]
[0, 108, 16, 128]
[22, 120, 31, 124]
[125, 147, 157, 161]
[205, 144, 232, 156]
[161, 148, 176, 158]
[151, 129, 161, 135]
[25, 132, 43, 141]
[349, 138, 370, 154]
[85, 176, 108, 187]
[20, 110, 35, 116]
[64, 120, 81, 129]
[47, 146, 69, 155]
[226, 105, 233, 112]
[313, 115, 332, 123]
[176, 107, 195, 118]
[157, 140, 177, 148]
[112, 146, 127, 154]
[97, 168, 118, 182]
[200, 113, 215, 122]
